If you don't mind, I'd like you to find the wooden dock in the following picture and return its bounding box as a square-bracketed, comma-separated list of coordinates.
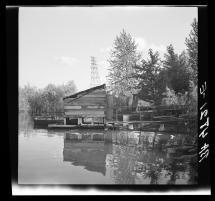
[48, 124, 77, 128]
[46, 118, 194, 128]
[48, 124, 105, 129]
[106, 118, 195, 125]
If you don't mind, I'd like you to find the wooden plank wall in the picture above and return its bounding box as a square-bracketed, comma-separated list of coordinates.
[63, 88, 106, 118]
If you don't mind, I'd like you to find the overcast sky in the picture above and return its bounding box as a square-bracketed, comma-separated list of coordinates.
[19, 6, 197, 91]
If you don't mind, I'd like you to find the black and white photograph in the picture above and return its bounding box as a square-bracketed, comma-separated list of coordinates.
[6, 5, 210, 196]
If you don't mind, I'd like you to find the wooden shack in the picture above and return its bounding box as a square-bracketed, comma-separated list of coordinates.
[63, 84, 106, 125]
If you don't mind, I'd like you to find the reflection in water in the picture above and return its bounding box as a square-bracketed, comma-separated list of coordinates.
[63, 139, 112, 175]
[19, 114, 198, 184]
[19, 112, 34, 138]
[61, 130, 197, 184]
[106, 143, 197, 184]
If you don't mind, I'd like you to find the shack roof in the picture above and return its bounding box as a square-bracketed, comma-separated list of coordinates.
[63, 84, 106, 100]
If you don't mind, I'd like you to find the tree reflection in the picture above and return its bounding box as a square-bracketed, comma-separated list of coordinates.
[144, 165, 162, 184]
[108, 145, 137, 184]
[19, 112, 34, 137]
[107, 131, 198, 184]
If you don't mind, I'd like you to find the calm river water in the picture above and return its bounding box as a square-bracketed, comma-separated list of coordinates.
[18, 113, 198, 184]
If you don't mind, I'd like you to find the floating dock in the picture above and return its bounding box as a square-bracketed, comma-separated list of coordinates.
[48, 124, 105, 129]
[48, 124, 77, 128]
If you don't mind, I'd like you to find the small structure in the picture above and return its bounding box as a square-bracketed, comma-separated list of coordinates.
[63, 84, 106, 125]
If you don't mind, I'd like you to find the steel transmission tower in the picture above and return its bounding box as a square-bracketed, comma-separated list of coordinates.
[90, 56, 101, 88]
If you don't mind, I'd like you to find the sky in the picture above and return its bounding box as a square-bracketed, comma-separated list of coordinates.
[19, 6, 197, 91]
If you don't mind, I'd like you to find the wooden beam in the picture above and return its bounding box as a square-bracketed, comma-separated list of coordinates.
[65, 114, 105, 118]
[65, 110, 105, 116]
[64, 106, 82, 109]
[64, 105, 106, 109]
[65, 102, 106, 106]
[83, 94, 106, 98]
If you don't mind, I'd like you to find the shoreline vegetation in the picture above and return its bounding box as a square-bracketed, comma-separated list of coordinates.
[19, 18, 197, 119]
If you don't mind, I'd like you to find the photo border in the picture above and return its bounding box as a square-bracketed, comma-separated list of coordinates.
[5, 3, 210, 196]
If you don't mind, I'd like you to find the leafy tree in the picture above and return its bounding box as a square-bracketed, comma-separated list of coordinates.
[19, 86, 30, 111]
[19, 80, 77, 115]
[42, 84, 58, 112]
[61, 80, 77, 96]
[163, 45, 190, 94]
[186, 80, 198, 114]
[185, 18, 198, 85]
[107, 29, 141, 97]
[21, 84, 39, 113]
[134, 49, 162, 104]
[161, 86, 188, 106]
[42, 83, 76, 113]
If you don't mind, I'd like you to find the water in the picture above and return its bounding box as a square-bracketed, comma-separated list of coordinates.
[18, 113, 198, 184]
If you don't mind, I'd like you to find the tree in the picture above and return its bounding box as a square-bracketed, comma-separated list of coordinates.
[186, 80, 198, 114]
[107, 29, 141, 97]
[185, 18, 198, 85]
[42, 84, 57, 112]
[21, 84, 39, 113]
[19, 86, 30, 112]
[61, 80, 77, 96]
[134, 49, 162, 104]
[19, 80, 77, 115]
[184, 19, 198, 115]
[161, 86, 182, 105]
[163, 45, 190, 94]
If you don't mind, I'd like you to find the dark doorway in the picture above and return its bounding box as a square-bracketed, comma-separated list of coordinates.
[66, 118, 78, 125]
